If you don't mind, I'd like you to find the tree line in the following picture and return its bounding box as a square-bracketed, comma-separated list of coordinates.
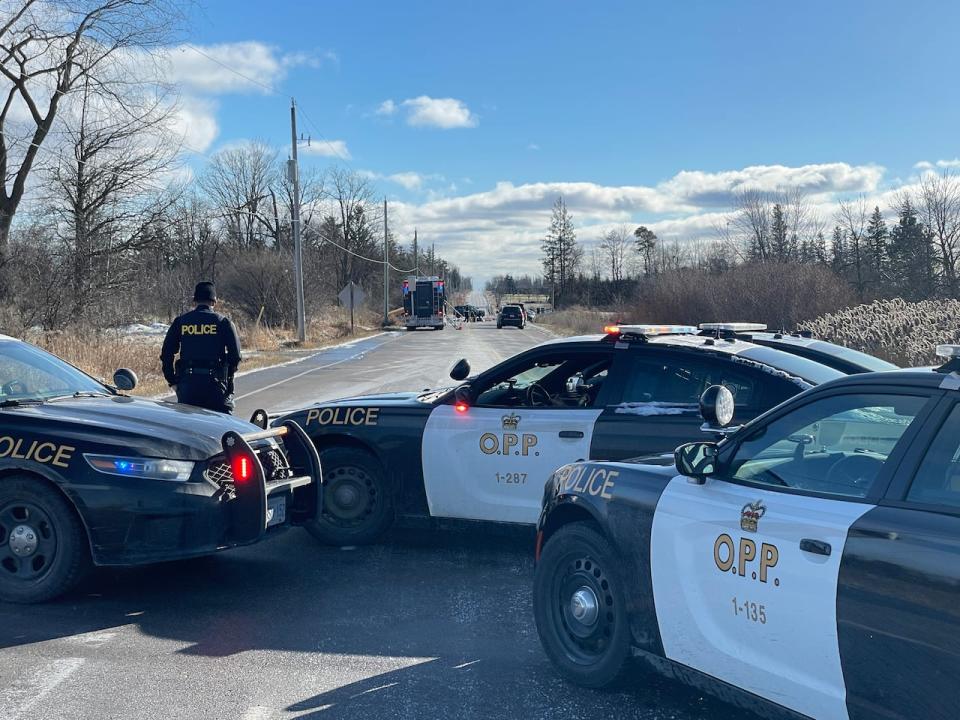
[489, 174, 960, 328]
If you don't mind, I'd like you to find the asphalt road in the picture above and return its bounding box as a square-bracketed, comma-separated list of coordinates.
[0, 321, 754, 720]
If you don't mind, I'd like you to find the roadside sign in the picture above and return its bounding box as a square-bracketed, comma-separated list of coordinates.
[338, 282, 365, 333]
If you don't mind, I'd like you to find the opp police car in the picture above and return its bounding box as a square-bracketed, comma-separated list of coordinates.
[274, 323, 883, 546]
[533, 346, 960, 720]
[0, 335, 320, 603]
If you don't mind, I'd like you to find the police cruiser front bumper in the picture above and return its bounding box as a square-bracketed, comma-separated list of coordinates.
[84, 421, 322, 566]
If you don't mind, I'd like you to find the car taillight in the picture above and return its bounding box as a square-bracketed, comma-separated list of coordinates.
[232, 454, 253, 482]
[455, 402, 468, 413]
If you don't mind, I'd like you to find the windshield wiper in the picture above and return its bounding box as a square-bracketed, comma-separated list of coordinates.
[0, 398, 44, 408]
[45, 391, 112, 402]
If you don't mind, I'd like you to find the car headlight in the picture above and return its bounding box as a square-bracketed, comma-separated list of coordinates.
[84, 454, 195, 482]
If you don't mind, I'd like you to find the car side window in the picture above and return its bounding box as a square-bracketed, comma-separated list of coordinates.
[906, 404, 960, 510]
[620, 355, 757, 410]
[727, 393, 927, 499]
[473, 352, 612, 408]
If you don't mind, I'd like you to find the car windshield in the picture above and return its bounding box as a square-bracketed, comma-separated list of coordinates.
[0, 340, 109, 402]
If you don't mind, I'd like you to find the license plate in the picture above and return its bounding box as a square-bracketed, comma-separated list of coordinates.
[266, 496, 286, 528]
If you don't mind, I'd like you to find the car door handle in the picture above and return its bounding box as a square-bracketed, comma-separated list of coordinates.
[800, 539, 832, 556]
[559, 430, 584, 439]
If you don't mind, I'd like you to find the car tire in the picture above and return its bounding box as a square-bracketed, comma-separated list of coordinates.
[534, 522, 632, 688]
[305, 448, 394, 546]
[0, 475, 90, 604]
[497, 323, 502, 329]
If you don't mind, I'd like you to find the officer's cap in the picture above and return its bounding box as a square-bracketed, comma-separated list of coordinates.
[194, 281, 217, 303]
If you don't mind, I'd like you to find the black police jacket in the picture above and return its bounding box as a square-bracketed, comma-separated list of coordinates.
[160, 305, 242, 386]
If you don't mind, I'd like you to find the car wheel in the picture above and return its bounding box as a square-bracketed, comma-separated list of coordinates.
[0, 476, 90, 604]
[497, 323, 502, 329]
[305, 448, 394, 545]
[534, 522, 631, 688]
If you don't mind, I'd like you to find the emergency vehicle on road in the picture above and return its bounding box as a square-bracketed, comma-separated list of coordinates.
[275, 324, 887, 546]
[0, 335, 320, 603]
[533, 346, 959, 720]
[402, 276, 445, 330]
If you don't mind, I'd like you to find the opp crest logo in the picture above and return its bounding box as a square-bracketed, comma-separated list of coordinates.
[740, 500, 766, 532]
[501, 413, 520, 430]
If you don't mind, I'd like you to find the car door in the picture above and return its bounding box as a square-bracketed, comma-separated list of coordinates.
[421, 346, 613, 524]
[837, 396, 960, 720]
[650, 389, 933, 720]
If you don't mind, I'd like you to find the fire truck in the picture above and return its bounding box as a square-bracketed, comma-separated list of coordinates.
[402, 276, 445, 330]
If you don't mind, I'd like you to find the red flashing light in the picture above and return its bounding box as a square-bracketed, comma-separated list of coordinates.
[603, 325, 621, 335]
[232, 454, 253, 483]
[455, 402, 469, 414]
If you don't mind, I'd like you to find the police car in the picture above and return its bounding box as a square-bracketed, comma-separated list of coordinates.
[533, 346, 960, 720]
[274, 323, 875, 546]
[698, 323, 898, 375]
[0, 335, 320, 603]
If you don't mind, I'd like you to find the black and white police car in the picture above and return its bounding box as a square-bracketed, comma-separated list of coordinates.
[0, 335, 320, 603]
[533, 345, 960, 720]
[274, 323, 887, 546]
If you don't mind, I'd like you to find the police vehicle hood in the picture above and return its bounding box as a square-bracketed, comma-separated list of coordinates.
[9, 396, 258, 460]
[307, 391, 428, 408]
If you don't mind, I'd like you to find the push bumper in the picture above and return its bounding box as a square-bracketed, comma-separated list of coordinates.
[84, 421, 322, 566]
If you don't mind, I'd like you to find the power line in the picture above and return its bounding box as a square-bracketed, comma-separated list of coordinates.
[295, 103, 352, 163]
[181, 44, 277, 95]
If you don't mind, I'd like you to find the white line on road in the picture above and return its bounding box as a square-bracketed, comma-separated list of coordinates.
[240, 706, 275, 720]
[0, 657, 85, 720]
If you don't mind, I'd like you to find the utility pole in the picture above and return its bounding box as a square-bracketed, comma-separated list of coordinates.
[431, 242, 435, 276]
[383, 197, 389, 326]
[289, 98, 306, 342]
[412, 229, 418, 275]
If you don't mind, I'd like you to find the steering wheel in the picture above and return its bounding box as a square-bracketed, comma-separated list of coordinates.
[825, 454, 884, 491]
[526, 382, 553, 407]
[2, 380, 28, 396]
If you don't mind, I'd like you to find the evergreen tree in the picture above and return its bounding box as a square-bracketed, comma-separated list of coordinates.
[813, 231, 828, 264]
[634, 225, 657, 276]
[830, 226, 846, 276]
[769, 203, 790, 261]
[865, 206, 888, 293]
[542, 197, 580, 308]
[888, 199, 935, 299]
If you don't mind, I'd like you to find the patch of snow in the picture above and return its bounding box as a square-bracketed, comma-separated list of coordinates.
[118, 322, 169, 336]
[730, 355, 813, 390]
[614, 401, 698, 416]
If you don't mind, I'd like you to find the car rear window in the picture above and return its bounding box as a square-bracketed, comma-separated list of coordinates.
[502, 307, 520, 317]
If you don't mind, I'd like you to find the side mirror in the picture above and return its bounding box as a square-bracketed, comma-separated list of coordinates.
[450, 358, 471, 381]
[675, 441, 719, 484]
[700, 385, 735, 427]
[113, 368, 138, 392]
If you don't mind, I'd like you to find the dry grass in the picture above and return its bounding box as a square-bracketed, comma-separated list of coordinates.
[801, 298, 960, 367]
[24, 306, 387, 398]
[538, 308, 618, 336]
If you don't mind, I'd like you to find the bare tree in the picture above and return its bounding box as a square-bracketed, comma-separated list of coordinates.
[45, 74, 180, 319]
[835, 197, 868, 300]
[323, 166, 382, 291]
[599, 225, 630, 281]
[200, 140, 278, 250]
[731, 189, 772, 261]
[0, 0, 180, 252]
[916, 172, 960, 298]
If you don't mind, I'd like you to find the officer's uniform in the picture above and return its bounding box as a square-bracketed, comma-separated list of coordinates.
[161, 283, 242, 414]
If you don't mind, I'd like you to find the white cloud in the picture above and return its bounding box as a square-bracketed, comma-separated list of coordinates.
[915, 158, 960, 171]
[298, 139, 351, 160]
[376, 96, 477, 129]
[527, 143, 540, 151]
[164, 43, 333, 95]
[381, 161, 890, 282]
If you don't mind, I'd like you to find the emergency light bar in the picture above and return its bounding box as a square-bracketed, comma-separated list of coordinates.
[698, 323, 768, 332]
[936, 345, 960, 359]
[605, 324, 698, 337]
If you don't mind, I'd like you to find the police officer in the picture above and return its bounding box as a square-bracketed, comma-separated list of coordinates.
[161, 281, 242, 413]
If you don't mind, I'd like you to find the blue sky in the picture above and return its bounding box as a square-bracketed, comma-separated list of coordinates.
[172, 0, 960, 281]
